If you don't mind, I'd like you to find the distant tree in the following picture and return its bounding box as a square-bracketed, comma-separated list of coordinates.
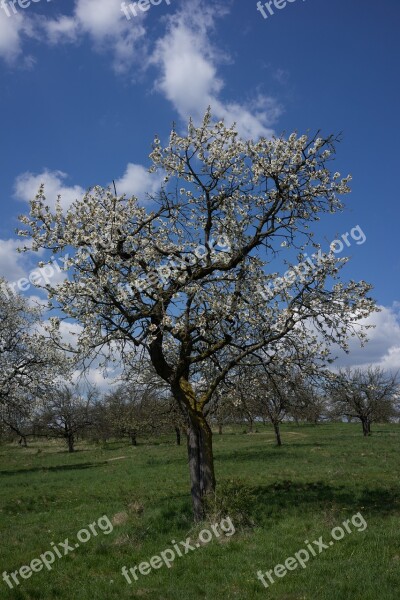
[158, 395, 186, 445]
[257, 373, 291, 446]
[104, 383, 159, 446]
[87, 399, 113, 444]
[288, 378, 327, 425]
[207, 388, 237, 435]
[328, 367, 399, 436]
[125, 360, 186, 444]
[39, 384, 95, 452]
[236, 363, 297, 446]
[0, 400, 33, 447]
[223, 346, 327, 445]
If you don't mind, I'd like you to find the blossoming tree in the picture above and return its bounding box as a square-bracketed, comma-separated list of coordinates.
[19, 111, 376, 520]
[0, 282, 68, 442]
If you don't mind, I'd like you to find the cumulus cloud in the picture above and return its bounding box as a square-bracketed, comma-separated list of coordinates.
[0, 0, 146, 72]
[13, 162, 162, 209]
[72, 366, 119, 392]
[44, 0, 146, 73]
[335, 304, 400, 373]
[0, 238, 28, 282]
[114, 163, 163, 201]
[150, 1, 281, 139]
[0, 236, 69, 301]
[14, 170, 85, 210]
[52, 322, 121, 391]
[1, 0, 281, 138]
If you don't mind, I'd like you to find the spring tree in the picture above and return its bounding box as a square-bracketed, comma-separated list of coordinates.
[18, 111, 376, 520]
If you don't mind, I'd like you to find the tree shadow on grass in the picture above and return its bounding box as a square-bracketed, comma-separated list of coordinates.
[215, 447, 309, 464]
[0, 461, 106, 476]
[244, 480, 400, 523]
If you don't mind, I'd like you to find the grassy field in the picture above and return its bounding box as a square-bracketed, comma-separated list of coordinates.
[0, 423, 399, 599]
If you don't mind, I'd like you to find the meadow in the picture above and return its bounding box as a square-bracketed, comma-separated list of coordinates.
[0, 423, 399, 599]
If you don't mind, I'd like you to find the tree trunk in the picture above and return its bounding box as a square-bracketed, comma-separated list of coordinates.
[218, 423, 223, 435]
[175, 426, 181, 446]
[131, 432, 137, 446]
[67, 434, 75, 453]
[18, 435, 28, 448]
[247, 414, 254, 433]
[361, 418, 371, 437]
[273, 421, 282, 446]
[186, 411, 216, 522]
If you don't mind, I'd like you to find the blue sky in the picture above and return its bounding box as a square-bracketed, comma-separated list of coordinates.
[0, 0, 399, 375]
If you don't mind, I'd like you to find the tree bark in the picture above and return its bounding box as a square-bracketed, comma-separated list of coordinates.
[67, 433, 75, 452]
[247, 413, 254, 433]
[168, 376, 216, 521]
[218, 423, 223, 435]
[131, 431, 137, 446]
[273, 421, 282, 446]
[175, 426, 181, 446]
[361, 418, 371, 437]
[186, 411, 216, 522]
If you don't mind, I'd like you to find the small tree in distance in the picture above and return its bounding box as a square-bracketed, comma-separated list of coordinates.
[39, 384, 95, 452]
[328, 366, 399, 436]
[104, 383, 160, 446]
[19, 110, 376, 520]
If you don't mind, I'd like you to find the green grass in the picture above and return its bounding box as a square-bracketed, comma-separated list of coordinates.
[0, 423, 399, 599]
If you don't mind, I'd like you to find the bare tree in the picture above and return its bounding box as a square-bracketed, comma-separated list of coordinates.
[39, 385, 95, 452]
[231, 363, 298, 446]
[327, 367, 399, 436]
[106, 385, 144, 445]
[288, 378, 327, 425]
[87, 399, 113, 444]
[0, 400, 33, 447]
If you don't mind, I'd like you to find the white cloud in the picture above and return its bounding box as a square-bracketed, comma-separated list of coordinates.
[0, 8, 35, 64]
[114, 163, 163, 201]
[55, 321, 121, 391]
[26, 294, 50, 310]
[377, 345, 400, 372]
[150, 1, 281, 139]
[14, 170, 85, 210]
[335, 304, 400, 373]
[45, 16, 79, 44]
[72, 366, 118, 392]
[0, 236, 68, 300]
[0, 0, 146, 72]
[13, 162, 162, 209]
[44, 0, 146, 73]
[1, 0, 282, 138]
[55, 320, 84, 348]
[0, 238, 27, 281]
